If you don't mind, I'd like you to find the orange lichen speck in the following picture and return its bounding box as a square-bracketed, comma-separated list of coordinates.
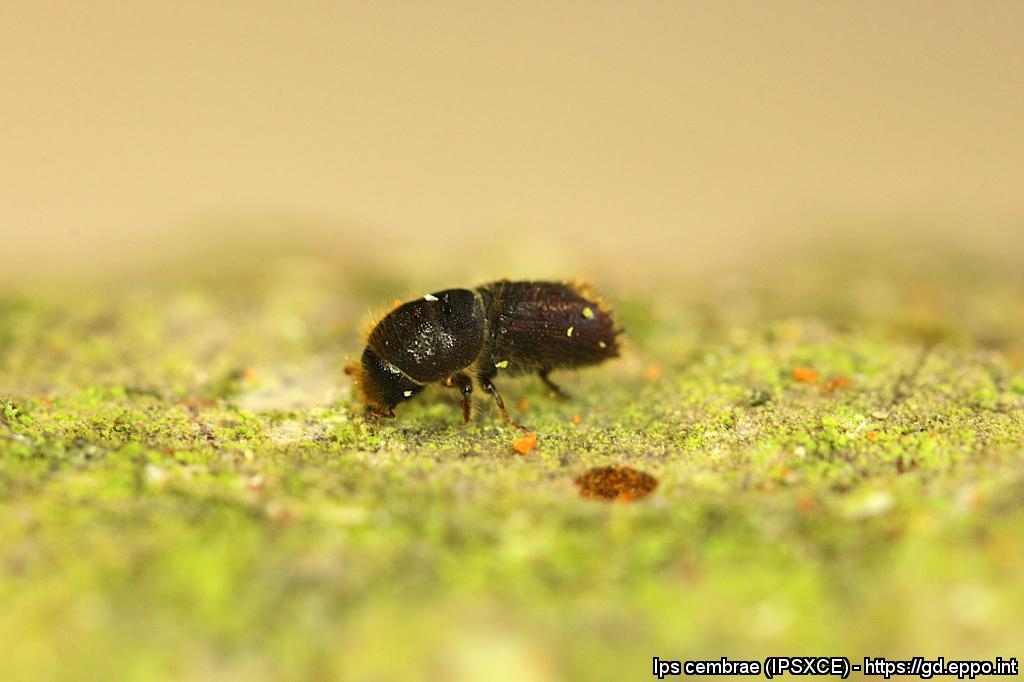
[792, 367, 818, 383]
[824, 376, 852, 393]
[644, 363, 662, 382]
[512, 432, 538, 455]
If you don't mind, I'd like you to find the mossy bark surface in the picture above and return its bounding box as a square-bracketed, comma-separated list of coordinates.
[2, 256, 1023, 681]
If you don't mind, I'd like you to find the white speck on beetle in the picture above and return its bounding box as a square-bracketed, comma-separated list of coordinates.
[566, 326, 574, 337]
[582, 307, 594, 319]
[423, 293, 439, 301]
[403, 390, 413, 397]
[598, 340, 607, 348]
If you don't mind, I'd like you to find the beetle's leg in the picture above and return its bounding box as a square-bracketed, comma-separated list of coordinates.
[481, 379, 529, 431]
[538, 369, 572, 401]
[449, 373, 474, 423]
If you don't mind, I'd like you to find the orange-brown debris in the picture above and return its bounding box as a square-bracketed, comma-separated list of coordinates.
[570, 414, 583, 425]
[512, 431, 538, 455]
[178, 397, 215, 409]
[824, 375, 852, 393]
[574, 465, 658, 502]
[792, 366, 818, 383]
[644, 363, 662, 382]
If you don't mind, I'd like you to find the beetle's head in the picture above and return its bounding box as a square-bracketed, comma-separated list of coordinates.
[345, 347, 424, 417]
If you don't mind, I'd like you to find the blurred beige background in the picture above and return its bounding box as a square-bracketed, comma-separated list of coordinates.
[2, 0, 1022, 281]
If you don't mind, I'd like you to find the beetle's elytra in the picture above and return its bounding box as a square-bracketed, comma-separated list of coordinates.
[346, 280, 622, 429]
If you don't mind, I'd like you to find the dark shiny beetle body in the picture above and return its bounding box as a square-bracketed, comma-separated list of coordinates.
[347, 280, 622, 429]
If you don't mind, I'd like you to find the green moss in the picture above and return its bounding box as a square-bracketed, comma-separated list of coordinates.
[1, 257, 1024, 681]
